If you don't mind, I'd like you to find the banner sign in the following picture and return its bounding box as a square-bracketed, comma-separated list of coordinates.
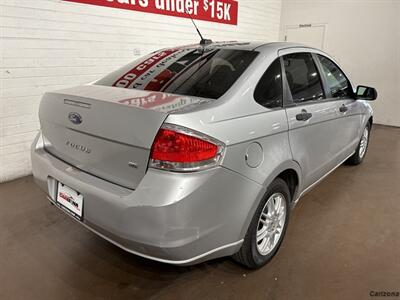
[63, 0, 238, 25]
[113, 49, 182, 88]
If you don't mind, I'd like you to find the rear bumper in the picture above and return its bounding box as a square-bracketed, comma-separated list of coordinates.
[31, 132, 265, 265]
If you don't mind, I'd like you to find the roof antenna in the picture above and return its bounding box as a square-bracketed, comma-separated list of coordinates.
[186, 10, 212, 46]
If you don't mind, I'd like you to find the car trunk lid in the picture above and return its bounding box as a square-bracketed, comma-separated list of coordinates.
[39, 85, 209, 189]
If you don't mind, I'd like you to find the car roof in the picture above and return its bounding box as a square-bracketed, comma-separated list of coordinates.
[170, 41, 312, 53]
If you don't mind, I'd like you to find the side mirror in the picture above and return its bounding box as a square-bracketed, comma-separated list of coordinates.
[356, 85, 377, 101]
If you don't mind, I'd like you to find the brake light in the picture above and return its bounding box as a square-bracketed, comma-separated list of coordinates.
[149, 124, 225, 172]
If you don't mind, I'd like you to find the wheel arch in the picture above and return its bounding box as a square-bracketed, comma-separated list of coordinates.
[239, 160, 302, 239]
[276, 169, 299, 203]
[368, 116, 373, 127]
[261, 160, 302, 203]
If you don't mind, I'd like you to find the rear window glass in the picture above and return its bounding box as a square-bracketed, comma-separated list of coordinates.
[95, 48, 258, 99]
[254, 58, 283, 109]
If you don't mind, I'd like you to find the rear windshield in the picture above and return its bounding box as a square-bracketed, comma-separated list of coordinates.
[95, 48, 258, 99]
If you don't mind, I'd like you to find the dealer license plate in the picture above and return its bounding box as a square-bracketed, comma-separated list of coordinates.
[56, 182, 84, 221]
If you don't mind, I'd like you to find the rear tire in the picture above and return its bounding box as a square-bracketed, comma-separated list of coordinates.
[346, 122, 371, 165]
[233, 178, 290, 269]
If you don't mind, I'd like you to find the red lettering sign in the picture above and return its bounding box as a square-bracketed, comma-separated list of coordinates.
[113, 49, 180, 88]
[63, 0, 238, 25]
[119, 92, 181, 108]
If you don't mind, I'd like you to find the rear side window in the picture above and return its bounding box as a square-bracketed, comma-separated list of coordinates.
[254, 59, 282, 109]
[317, 55, 353, 99]
[283, 53, 325, 103]
[95, 48, 258, 100]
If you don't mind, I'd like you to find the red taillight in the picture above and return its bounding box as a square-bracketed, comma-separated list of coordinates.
[151, 129, 218, 162]
[149, 125, 224, 172]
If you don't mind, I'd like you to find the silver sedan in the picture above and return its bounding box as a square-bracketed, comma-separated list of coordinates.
[31, 41, 377, 269]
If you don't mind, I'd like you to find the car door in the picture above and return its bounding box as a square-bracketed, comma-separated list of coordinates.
[314, 53, 362, 154]
[280, 50, 346, 189]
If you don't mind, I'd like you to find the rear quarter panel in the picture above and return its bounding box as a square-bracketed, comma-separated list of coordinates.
[167, 108, 300, 242]
[167, 109, 301, 197]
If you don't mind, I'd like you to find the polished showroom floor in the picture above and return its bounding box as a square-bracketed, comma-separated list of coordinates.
[1, 125, 399, 300]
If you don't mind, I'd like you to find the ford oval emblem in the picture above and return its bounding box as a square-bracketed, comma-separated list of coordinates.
[68, 112, 82, 125]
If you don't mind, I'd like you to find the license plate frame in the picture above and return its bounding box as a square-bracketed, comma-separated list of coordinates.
[56, 182, 84, 221]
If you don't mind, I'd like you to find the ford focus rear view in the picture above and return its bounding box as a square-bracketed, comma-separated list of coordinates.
[31, 41, 377, 269]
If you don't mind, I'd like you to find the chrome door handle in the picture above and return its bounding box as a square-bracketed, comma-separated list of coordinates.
[339, 105, 348, 113]
[296, 109, 313, 121]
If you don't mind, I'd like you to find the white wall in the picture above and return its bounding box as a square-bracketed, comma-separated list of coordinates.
[280, 0, 400, 127]
[0, 0, 282, 182]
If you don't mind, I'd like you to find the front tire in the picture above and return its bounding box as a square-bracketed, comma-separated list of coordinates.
[233, 178, 290, 269]
[346, 122, 371, 165]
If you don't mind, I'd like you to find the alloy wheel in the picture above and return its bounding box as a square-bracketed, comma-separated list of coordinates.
[256, 193, 287, 256]
[359, 127, 369, 159]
